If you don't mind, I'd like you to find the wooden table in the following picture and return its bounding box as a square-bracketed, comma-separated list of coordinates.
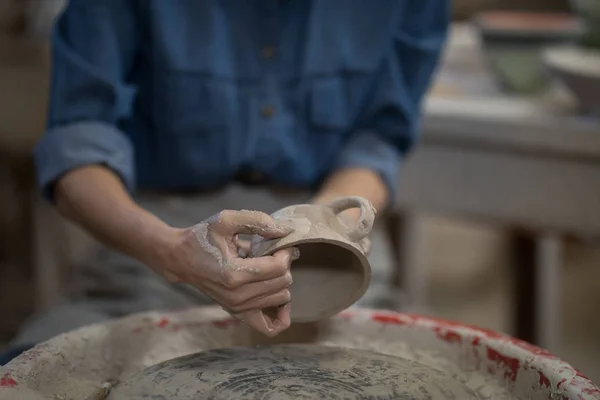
[393, 25, 600, 353]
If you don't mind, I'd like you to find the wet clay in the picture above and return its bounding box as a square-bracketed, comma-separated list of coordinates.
[191, 210, 293, 275]
[107, 345, 479, 399]
[250, 196, 376, 322]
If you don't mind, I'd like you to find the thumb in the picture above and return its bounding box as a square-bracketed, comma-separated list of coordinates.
[221, 210, 294, 238]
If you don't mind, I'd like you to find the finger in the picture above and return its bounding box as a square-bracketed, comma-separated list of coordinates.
[284, 247, 301, 262]
[238, 306, 290, 337]
[207, 271, 292, 311]
[219, 210, 294, 238]
[230, 287, 292, 313]
[237, 271, 293, 306]
[235, 236, 251, 258]
[264, 303, 292, 336]
[240, 310, 273, 336]
[276, 302, 291, 331]
[225, 249, 293, 285]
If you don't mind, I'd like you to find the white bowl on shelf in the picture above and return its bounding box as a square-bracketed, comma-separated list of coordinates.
[543, 45, 600, 118]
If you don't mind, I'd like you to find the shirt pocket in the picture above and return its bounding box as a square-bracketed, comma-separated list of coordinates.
[308, 76, 350, 133]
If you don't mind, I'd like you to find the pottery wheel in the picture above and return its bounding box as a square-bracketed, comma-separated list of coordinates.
[108, 344, 479, 399]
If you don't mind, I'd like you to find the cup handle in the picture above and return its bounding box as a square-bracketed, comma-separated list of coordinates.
[326, 196, 376, 242]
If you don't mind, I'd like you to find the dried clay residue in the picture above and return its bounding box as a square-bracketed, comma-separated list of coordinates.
[4, 307, 586, 400]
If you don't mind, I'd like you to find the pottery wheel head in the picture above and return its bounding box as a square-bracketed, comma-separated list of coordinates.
[108, 344, 479, 399]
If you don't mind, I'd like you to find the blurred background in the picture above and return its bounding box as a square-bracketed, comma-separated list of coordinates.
[1, 0, 599, 383]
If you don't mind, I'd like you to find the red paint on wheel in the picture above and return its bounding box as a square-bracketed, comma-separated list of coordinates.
[406, 314, 504, 339]
[156, 318, 169, 328]
[557, 378, 567, 389]
[371, 313, 407, 325]
[577, 370, 589, 378]
[402, 313, 559, 362]
[486, 347, 520, 382]
[433, 328, 462, 344]
[0, 373, 17, 387]
[538, 371, 551, 388]
[212, 318, 239, 329]
[507, 339, 555, 359]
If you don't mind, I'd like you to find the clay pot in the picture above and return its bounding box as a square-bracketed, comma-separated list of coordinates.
[249, 196, 375, 323]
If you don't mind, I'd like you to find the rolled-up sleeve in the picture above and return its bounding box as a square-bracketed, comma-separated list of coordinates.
[333, 0, 450, 203]
[34, 0, 139, 201]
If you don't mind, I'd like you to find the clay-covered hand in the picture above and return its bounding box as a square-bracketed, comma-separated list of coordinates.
[162, 210, 297, 337]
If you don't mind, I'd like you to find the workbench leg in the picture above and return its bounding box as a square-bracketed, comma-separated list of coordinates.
[535, 233, 562, 353]
[511, 232, 562, 352]
[387, 211, 428, 311]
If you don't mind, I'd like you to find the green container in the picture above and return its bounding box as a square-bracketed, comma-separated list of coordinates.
[571, 0, 600, 48]
[474, 12, 582, 94]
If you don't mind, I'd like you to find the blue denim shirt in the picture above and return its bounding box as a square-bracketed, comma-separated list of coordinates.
[34, 0, 449, 201]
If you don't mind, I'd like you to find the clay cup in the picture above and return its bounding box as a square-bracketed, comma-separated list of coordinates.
[249, 196, 375, 323]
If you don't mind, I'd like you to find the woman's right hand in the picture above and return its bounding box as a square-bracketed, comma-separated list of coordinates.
[159, 210, 297, 337]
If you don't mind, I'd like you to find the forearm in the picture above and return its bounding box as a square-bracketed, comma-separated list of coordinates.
[53, 165, 176, 272]
[312, 167, 389, 218]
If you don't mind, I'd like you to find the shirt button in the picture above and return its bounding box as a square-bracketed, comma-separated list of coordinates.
[261, 45, 276, 59]
[261, 104, 276, 119]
